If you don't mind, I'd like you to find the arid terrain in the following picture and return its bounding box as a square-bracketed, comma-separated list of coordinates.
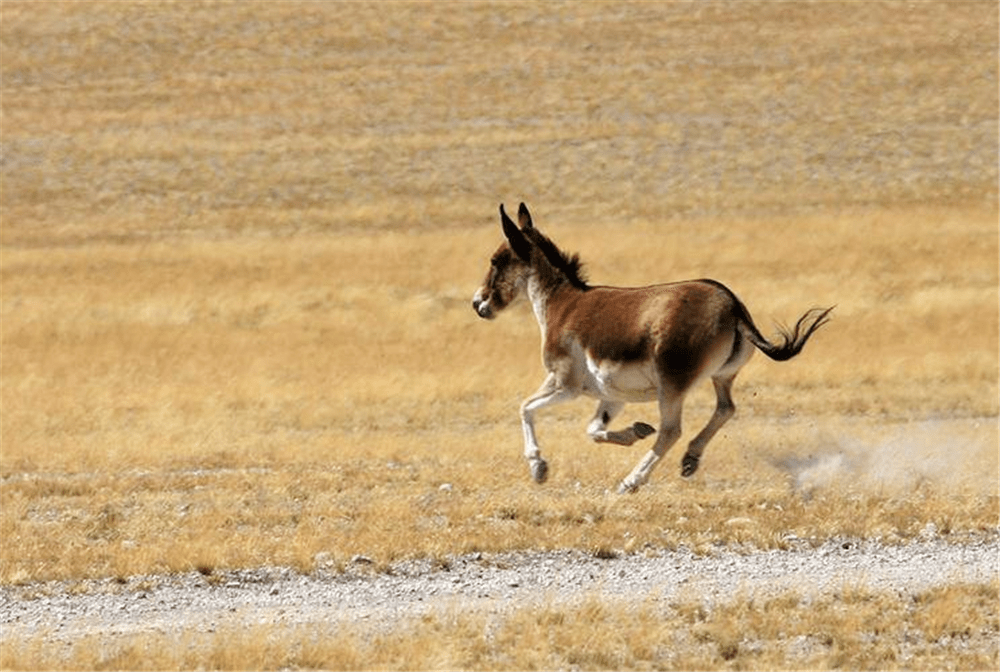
[2, 538, 998, 669]
[1, 1, 997, 669]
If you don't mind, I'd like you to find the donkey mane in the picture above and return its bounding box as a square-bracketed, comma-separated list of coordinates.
[524, 226, 590, 291]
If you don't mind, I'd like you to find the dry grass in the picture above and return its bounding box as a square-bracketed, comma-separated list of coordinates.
[2, 0, 997, 583]
[2, 581, 997, 670]
[2, 1, 996, 241]
[1, 1, 998, 668]
[2, 209, 996, 584]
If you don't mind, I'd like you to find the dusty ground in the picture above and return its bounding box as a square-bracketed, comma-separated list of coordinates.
[3, 535, 997, 646]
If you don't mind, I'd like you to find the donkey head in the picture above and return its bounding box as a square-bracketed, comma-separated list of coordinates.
[472, 203, 536, 320]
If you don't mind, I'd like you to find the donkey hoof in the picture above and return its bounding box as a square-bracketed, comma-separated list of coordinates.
[633, 422, 656, 439]
[616, 480, 639, 495]
[681, 455, 700, 478]
[530, 459, 549, 484]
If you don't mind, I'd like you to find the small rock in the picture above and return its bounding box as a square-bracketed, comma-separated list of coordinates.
[351, 554, 375, 565]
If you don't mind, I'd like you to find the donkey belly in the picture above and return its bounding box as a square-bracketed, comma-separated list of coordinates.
[581, 355, 658, 403]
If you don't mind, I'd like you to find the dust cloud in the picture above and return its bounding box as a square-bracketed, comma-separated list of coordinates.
[773, 418, 998, 496]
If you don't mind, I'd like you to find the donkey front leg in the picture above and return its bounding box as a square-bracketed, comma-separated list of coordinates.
[587, 400, 656, 446]
[520, 373, 577, 484]
[617, 396, 683, 494]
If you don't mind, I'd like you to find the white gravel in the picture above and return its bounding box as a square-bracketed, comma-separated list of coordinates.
[2, 536, 997, 643]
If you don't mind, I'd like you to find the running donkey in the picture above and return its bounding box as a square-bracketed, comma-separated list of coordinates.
[473, 203, 832, 494]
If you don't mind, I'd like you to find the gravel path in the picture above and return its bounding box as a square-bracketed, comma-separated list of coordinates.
[3, 537, 998, 643]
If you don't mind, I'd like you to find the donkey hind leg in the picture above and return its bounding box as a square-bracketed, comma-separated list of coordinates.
[587, 400, 657, 446]
[681, 371, 741, 477]
[520, 373, 578, 484]
[617, 395, 683, 494]
[681, 335, 753, 477]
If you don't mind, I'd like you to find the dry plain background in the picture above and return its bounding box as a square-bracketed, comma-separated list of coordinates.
[1, 0, 998, 669]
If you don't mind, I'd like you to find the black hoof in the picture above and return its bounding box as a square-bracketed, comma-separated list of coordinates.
[633, 422, 656, 439]
[617, 480, 638, 495]
[681, 454, 700, 478]
[531, 459, 549, 484]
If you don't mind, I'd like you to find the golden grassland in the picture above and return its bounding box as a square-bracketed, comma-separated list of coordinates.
[1, 207, 996, 583]
[3, 582, 998, 671]
[1, 1, 998, 669]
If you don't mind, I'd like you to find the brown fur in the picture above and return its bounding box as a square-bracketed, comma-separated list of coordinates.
[473, 203, 832, 492]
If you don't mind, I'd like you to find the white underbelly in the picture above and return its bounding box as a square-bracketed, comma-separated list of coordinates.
[581, 355, 658, 402]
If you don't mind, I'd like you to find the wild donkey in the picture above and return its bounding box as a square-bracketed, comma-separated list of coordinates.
[473, 203, 832, 494]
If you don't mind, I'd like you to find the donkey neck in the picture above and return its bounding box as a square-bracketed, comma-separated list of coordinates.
[525, 274, 550, 335]
[525, 272, 581, 340]
[522, 237, 589, 339]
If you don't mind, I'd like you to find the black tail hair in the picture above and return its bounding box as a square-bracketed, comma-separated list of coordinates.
[740, 306, 834, 361]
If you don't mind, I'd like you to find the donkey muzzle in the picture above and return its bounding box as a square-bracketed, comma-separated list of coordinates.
[472, 288, 496, 319]
[472, 297, 494, 319]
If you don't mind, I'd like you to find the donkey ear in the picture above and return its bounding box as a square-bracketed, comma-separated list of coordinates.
[517, 202, 533, 229]
[500, 204, 532, 261]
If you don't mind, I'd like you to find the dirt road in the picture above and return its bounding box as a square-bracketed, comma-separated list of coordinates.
[3, 536, 996, 644]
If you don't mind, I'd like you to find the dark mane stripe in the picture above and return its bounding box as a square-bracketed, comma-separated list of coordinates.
[524, 227, 590, 291]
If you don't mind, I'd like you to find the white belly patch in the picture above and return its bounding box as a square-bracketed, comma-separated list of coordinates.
[582, 355, 658, 402]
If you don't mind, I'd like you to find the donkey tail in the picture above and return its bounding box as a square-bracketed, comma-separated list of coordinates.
[737, 306, 834, 362]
